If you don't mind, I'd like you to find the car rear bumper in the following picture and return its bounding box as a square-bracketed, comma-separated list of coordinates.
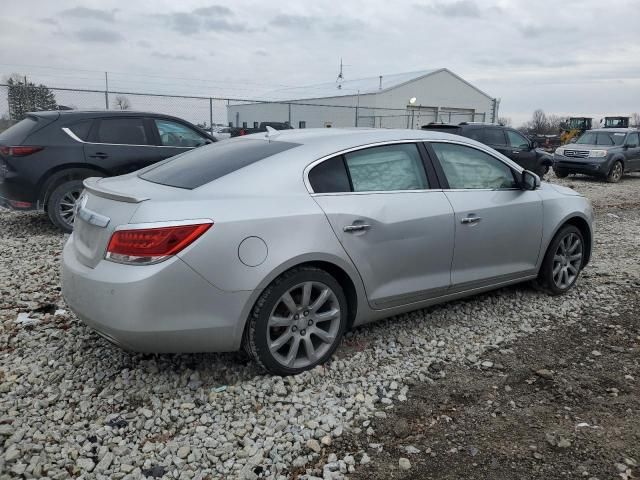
[553, 156, 610, 175]
[61, 236, 253, 353]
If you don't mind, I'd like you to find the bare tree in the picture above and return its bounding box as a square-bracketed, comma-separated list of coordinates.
[631, 112, 640, 127]
[498, 116, 512, 127]
[113, 95, 131, 110]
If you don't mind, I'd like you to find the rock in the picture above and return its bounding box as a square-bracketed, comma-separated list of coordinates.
[77, 458, 96, 472]
[139, 408, 153, 419]
[399, 458, 411, 470]
[177, 445, 191, 459]
[481, 361, 494, 368]
[405, 446, 420, 454]
[360, 453, 371, 464]
[320, 435, 332, 446]
[397, 335, 413, 347]
[535, 369, 554, 380]
[591, 350, 602, 357]
[307, 439, 322, 453]
[96, 452, 114, 472]
[393, 419, 410, 438]
[5, 445, 20, 462]
[557, 438, 571, 448]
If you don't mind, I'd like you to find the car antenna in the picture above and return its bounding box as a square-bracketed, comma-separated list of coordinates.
[265, 126, 280, 142]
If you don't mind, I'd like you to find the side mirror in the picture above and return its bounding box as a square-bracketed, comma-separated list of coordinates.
[521, 170, 540, 190]
[532, 141, 539, 149]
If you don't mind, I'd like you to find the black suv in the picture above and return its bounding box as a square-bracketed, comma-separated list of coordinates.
[422, 122, 553, 177]
[0, 111, 215, 231]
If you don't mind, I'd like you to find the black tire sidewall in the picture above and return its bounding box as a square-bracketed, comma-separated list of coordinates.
[539, 225, 584, 295]
[553, 168, 569, 178]
[47, 179, 84, 233]
[250, 268, 348, 375]
[606, 161, 623, 183]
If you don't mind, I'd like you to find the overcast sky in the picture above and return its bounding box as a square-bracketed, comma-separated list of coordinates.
[1, 0, 638, 125]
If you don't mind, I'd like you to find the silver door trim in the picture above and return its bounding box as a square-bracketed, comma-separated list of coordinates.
[62, 127, 196, 149]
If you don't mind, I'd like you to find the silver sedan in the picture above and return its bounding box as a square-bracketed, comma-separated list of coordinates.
[62, 128, 593, 375]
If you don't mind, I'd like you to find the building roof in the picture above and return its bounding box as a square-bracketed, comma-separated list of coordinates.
[259, 69, 444, 101]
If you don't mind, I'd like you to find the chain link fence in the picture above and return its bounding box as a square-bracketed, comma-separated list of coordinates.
[0, 83, 493, 133]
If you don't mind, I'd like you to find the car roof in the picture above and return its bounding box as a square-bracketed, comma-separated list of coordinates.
[29, 110, 193, 121]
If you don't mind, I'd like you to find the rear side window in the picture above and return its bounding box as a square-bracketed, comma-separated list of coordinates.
[68, 120, 93, 141]
[308, 156, 351, 193]
[344, 143, 428, 192]
[140, 138, 299, 189]
[97, 118, 149, 145]
[479, 128, 507, 145]
[0, 116, 39, 144]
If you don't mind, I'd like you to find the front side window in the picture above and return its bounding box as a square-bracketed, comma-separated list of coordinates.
[154, 119, 208, 148]
[431, 142, 518, 189]
[506, 130, 530, 149]
[479, 128, 507, 145]
[97, 118, 149, 145]
[344, 143, 428, 192]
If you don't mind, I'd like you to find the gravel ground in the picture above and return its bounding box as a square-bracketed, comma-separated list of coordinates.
[1, 172, 639, 479]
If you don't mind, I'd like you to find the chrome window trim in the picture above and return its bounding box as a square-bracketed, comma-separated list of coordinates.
[62, 127, 196, 149]
[303, 138, 523, 195]
[113, 218, 214, 231]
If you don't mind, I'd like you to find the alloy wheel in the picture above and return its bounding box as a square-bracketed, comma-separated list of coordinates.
[610, 162, 623, 182]
[267, 281, 341, 369]
[59, 189, 82, 227]
[552, 232, 583, 289]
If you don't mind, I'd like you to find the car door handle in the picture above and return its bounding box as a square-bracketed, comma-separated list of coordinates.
[343, 224, 371, 232]
[461, 216, 482, 224]
[512, 150, 520, 154]
[89, 152, 108, 159]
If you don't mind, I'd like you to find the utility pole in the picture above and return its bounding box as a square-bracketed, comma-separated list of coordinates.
[209, 97, 214, 133]
[104, 72, 109, 110]
[355, 90, 360, 127]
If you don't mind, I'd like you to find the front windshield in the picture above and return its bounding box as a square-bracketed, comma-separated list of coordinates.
[575, 131, 626, 146]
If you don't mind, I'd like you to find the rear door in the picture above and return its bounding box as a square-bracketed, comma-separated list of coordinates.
[83, 117, 159, 175]
[308, 142, 455, 309]
[428, 141, 543, 289]
[505, 129, 537, 170]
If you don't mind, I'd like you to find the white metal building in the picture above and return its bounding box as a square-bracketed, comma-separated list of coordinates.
[227, 68, 498, 129]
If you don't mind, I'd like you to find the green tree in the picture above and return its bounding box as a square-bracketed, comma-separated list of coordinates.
[6, 75, 58, 120]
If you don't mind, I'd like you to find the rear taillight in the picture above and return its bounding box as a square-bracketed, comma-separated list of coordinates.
[105, 222, 212, 265]
[0, 145, 44, 157]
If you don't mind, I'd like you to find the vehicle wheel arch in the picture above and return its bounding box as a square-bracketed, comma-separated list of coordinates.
[542, 215, 592, 268]
[238, 254, 364, 347]
[38, 165, 108, 210]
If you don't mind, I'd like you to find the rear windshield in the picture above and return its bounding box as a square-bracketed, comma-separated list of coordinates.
[576, 131, 626, 146]
[0, 116, 39, 144]
[140, 138, 300, 189]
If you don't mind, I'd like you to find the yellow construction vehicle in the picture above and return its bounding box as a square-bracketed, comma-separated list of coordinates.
[560, 117, 592, 144]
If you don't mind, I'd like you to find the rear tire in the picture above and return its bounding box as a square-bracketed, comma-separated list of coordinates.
[46, 179, 84, 233]
[243, 266, 348, 375]
[537, 225, 584, 296]
[553, 168, 569, 178]
[606, 160, 623, 183]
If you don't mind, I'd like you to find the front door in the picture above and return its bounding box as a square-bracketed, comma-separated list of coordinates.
[308, 143, 455, 308]
[505, 129, 537, 171]
[624, 132, 640, 171]
[428, 141, 543, 289]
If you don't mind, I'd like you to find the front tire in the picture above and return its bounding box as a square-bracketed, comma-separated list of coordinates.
[46, 179, 84, 233]
[244, 266, 348, 375]
[606, 160, 623, 183]
[537, 225, 584, 295]
[553, 168, 569, 178]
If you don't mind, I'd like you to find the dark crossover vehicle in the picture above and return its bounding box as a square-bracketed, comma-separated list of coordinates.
[422, 122, 553, 177]
[0, 111, 215, 231]
[554, 128, 640, 183]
